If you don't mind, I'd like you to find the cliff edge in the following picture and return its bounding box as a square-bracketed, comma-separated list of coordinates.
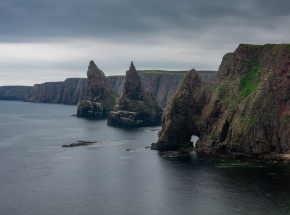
[107, 62, 163, 126]
[153, 44, 290, 157]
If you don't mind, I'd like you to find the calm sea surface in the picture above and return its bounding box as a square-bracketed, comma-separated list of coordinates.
[1, 101, 290, 215]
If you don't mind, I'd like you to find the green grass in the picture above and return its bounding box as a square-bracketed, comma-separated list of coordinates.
[107, 92, 119, 110]
[139, 70, 217, 76]
[243, 43, 290, 48]
[139, 70, 187, 75]
[282, 114, 290, 123]
[240, 60, 261, 98]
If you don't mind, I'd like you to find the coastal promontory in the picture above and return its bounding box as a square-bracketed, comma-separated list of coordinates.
[77, 61, 119, 118]
[153, 44, 290, 157]
[107, 62, 163, 126]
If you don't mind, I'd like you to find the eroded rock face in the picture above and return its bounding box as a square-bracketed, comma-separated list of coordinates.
[26, 78, 87, 104]
[108, 71, 216, 108]
[77, 61, 118, 118]
[153, 44, 290, 157]
[0, 86, 33, 100]
[107, 62, 163, 126]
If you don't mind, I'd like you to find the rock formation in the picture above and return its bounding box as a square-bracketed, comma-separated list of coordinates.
[77, 61, 119, 118]
[0, 86, 33, 100]
[25, 70, 216, 107]
[109, 70, 216, 108]
[153, 44, 290, 157]
[107, 62, 163, 126]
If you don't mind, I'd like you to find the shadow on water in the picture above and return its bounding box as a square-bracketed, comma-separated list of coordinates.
[156, 150, 290, 215]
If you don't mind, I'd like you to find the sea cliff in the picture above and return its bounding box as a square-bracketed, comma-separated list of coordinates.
[26, 78, 87, 104]
[0, 86, 33, 100]
[25, 70, 216, 107]
[153, 44, 290, 158]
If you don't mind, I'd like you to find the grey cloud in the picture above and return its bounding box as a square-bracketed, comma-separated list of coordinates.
[1, 0, 290, 42]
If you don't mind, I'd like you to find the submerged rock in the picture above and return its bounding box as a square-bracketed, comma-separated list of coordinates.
[153, 44, 290, 157]
[77, 61, 119, 118]
[62, 141, 97, 147]
[107, 62, 163, 126]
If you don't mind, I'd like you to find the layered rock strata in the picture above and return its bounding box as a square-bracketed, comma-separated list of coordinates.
[26, 78, 87, 104]
[153, 44, 290, 157]
[77, 61, 118, 118]
[107, 62, 163, 126]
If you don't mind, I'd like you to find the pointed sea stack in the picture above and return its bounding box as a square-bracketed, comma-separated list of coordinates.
[107, 62, 163, 126]
[77, 61, 119, 118]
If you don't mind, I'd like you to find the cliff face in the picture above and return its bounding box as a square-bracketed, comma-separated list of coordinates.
[153, 44, 290, 157]
[77, 61, 118, 118]
[24, 70, 216, 107]
[107, 62, 163, 126]
[0, 86, 33, 100]
[108, 76, 126, 95]
[26, 78, 87, 104]
[108, 71, 216, 108]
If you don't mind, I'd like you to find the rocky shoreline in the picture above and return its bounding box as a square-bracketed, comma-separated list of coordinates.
[153, 43, 290, 160]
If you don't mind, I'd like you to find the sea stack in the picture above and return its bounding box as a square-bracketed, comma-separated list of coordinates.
[152, 44, 290, 157]
[107, 62, 163, 126]
[77, 61, 119, 117]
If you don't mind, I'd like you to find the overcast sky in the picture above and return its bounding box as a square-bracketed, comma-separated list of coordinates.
[1, 0, 289, 86]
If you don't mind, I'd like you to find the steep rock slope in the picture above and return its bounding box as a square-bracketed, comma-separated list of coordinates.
[107, 62, 163, 126]
[25, 70, 216, 106]
[153, 44, 290, 156]
[26, 78, 87, 104]
[77, 61, 118, 117]
[0, 86, 33, 100]
[109, 70, 216, 108]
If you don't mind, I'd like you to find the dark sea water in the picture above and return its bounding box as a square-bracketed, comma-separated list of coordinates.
[1, 101, 290, 215]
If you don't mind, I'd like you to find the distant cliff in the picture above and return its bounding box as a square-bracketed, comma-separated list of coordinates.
[0, 86, 33, 100]
[25, 70, 216, 107]
[26, 78, 87, 104]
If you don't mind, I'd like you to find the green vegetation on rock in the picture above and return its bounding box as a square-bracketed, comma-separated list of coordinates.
[240, 60, 261, 98]
[154, 43, 290, 157]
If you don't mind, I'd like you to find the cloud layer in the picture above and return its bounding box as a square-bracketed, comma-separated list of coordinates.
[1, 0, 290, 85]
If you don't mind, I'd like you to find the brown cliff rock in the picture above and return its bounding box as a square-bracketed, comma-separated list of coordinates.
[153, 44, 290, 157]
[0, 86, 33, 100]
[107, 62, 163, 126]
[26, 78, 86, 104]
[77, 61, 119, 118]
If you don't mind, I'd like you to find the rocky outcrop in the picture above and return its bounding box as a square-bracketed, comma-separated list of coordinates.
[107, 62, 163, 126]
[26, 78, 87, 104]
[109, 70, 216, 108]
[153, 44, 290, 157]
[0, 86, 33, 100]
[77, 61, 118, 118]
[24, 70, 216, 107]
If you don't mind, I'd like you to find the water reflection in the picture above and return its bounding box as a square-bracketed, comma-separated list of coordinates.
[157, 151, 290, 214]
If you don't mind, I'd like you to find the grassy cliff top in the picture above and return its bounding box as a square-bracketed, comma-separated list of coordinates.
[0, 86, 33, 88]
[243, 43, 290, 48]
[138, 70, 217, 76]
